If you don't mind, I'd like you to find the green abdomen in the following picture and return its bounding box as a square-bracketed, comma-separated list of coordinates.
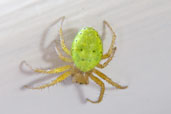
[71, 27, 103, 72]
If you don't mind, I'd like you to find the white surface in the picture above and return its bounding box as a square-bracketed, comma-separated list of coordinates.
[0, 0, 171, 114]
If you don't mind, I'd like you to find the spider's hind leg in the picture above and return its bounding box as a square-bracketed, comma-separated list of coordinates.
[54, 16, 73, 63]
[97, 21, 117, 69]
[54, 46, 72, 62]
[97, 47, 116, 69]
[102, 20, 117, 60]
[59, 16, 72, 56]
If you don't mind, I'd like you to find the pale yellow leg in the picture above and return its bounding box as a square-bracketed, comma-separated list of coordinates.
[87, 74, 105, 103]
[59, 16, 71, 56]
[84, 72, 90, 84]
[97, 47, 116, 69]
[54, 46, 73, 62]
[25, 70, 72, 89]
[24, 61, 72, 74]
[93, 69, 128, 89]
[54, 16, 72, 62]
[102, 21, 116, 59]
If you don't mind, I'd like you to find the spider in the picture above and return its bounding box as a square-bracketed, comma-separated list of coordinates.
[24, 16, 128, 103]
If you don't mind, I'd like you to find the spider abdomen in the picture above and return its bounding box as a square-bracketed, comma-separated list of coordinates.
[71, 27, 103, 72]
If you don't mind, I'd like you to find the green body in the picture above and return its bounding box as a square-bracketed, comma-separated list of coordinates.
[71, 27, 103, 72]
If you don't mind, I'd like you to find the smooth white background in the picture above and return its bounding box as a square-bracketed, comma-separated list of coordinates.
[0, 0, 171, 114]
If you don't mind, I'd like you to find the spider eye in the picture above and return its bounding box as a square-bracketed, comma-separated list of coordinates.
[92, 50, 96, 53]
[80, 49, 83, 51]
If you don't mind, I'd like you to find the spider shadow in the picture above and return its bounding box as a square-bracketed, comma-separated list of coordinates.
[74, 82, 117, 104]
[20, 17, 78, 90]
[74, 83, 87, 104]
[74, 82, 101, 104]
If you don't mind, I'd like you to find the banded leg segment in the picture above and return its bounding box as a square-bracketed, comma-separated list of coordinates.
[25, 70, 72, 89]
[87, 74, 105, 103]
[102, 21, 116, 59]
[97, 47, 116, 69]
[59, 16, 71, 56]
[93, 69, 128, 89]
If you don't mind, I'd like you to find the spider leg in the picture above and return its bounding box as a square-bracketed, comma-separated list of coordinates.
[97, 47, 116, 69]
[87, 74, 105, 103]
[59, 16, 71, 56]
[54, 46, 72, 62]
[25, 70, 72, 89]
[102, 21, 116, 59]
[93, 69, 128, 89]
[24, 61, 72, 74]
[54, 16, 72, 62]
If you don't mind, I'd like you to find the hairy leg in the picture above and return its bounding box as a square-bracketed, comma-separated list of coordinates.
[93, 69, 128, 89]
[59, 16, 71, 56]
[24, 61, 72, 74]
[54, 46, 72, 62]
[97, 47, 116, 69]
[102, 21, 116, 59]
[87, 74, 105, 103]
[25, 70, 72, 89]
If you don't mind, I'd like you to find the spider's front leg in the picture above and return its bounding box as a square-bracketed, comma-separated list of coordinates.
[25, 70, 72, 89]
[86, 74, 105, 103]
[93, 69, 128, 89]
[23, 61, 73, 89]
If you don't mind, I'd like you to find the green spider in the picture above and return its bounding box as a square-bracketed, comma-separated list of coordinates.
[24, 16, 127, 103]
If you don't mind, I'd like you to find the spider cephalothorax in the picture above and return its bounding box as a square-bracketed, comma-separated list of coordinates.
[24, 16, 127, 103]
